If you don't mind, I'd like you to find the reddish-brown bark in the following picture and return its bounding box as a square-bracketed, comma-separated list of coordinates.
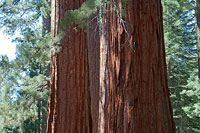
[47, 0, 175, 132]
[98, 0, 176, 132]
[46, 0, 92, 132]
[87, 14, 100, 133]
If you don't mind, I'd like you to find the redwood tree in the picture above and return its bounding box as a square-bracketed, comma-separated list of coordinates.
[47, 0, 176, 132]
[46, 0, 92, 132]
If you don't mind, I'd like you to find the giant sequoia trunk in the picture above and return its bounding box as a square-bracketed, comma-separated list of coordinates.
[46, 0, 92, 132]
[46, 0, 175, 132]
[98, 0, 175, 132]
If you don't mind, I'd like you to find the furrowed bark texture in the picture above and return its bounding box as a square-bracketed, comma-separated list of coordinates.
[98, 0, 176, 132]
[46, 0, 92, 132]
[47, 0, 176, 132]
[87, 14, 100, 133]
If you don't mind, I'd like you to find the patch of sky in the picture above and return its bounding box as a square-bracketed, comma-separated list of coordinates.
[0, 29, 21, 60]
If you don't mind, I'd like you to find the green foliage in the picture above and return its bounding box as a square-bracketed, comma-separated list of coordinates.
[53, 0, 129, 49]
[163, 0, 200, 132]
[14, 28, 51, 68]
[0, 0, 50, 132]
[0, 55, 48, 132]
[60, 0, 106, 30]
[51, 0, 108, 49]
[0, 0, 51, 35]
[177, 0, 195, 10]
[48, 0, 128, 52]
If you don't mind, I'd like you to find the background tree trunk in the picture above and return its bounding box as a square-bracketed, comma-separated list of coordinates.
[38, 99, 42, 133]
[196, 0, 200, 79]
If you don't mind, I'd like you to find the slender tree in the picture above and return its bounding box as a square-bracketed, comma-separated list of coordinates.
[196, 0, 200, 79]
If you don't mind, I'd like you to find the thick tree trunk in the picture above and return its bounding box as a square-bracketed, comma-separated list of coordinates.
[47, 0, 175, 132]
[46, 0, 92, 132]
[98, 0, 175, 132]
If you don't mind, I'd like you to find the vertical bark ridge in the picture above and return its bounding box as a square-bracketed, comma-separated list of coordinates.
[87, 13, 100, 133]
[98, 0, 175, 132]
[99, 5, 109, 132]
[47, 0, 92, 132]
